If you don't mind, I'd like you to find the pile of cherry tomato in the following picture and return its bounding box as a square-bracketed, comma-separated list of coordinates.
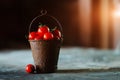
[29, 25, 61, 40]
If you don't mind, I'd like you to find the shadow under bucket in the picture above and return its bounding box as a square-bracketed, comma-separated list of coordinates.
[29, 39, 61, 73]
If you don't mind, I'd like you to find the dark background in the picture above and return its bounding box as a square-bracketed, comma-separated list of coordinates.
[0, 0, 80, 49]
[0, 0, 116, 50]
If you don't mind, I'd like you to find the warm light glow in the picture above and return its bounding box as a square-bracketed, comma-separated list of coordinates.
[113, 9, 120, 18]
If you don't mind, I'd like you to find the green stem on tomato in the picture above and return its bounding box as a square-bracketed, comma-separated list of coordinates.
[38, 22, 43, 27]
[51, 26, 57, 32]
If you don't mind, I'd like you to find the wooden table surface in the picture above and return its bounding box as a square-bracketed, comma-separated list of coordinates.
[0, 47, 120, 80]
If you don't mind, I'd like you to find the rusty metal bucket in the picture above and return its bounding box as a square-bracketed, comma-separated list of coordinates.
[28, 10, 63, 73]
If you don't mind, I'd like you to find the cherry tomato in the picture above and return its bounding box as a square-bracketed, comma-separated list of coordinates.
[43, 32, 54, 40]
[34, 32, 43, 40]
[55, 36, 60, 40]
[29, 32, 37, 40]
[38, 26, 50, 35]
[25, 64, 35, 73]
[53, 29, 61, 39]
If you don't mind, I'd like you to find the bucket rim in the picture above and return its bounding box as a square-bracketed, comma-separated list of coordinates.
[28, 39, 63, 42]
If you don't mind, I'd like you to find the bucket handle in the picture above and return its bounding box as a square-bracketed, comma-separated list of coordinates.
[28, 10, 63, 38]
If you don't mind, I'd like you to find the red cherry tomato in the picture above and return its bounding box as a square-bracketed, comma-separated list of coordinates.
[53, 29, 61, 39]
[38, 26, 50, 35]
[34, 32, 43, 40]
[43, 32, 54, 40]
[25, 64, 35, 73]
[29, 32, 37, 40]
[55, 36, 60, 40]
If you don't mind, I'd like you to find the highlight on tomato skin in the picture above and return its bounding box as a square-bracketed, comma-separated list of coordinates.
[37, 25, 50, 35]
[43, 32, 54, 40]
[28, 32, 37, 40]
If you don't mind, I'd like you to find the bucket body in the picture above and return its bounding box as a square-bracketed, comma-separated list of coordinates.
[29, 40, 61, 73]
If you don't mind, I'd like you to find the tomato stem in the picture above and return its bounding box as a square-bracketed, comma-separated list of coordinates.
[38, 23, 43, 27]
[51, 26, 57, 32]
